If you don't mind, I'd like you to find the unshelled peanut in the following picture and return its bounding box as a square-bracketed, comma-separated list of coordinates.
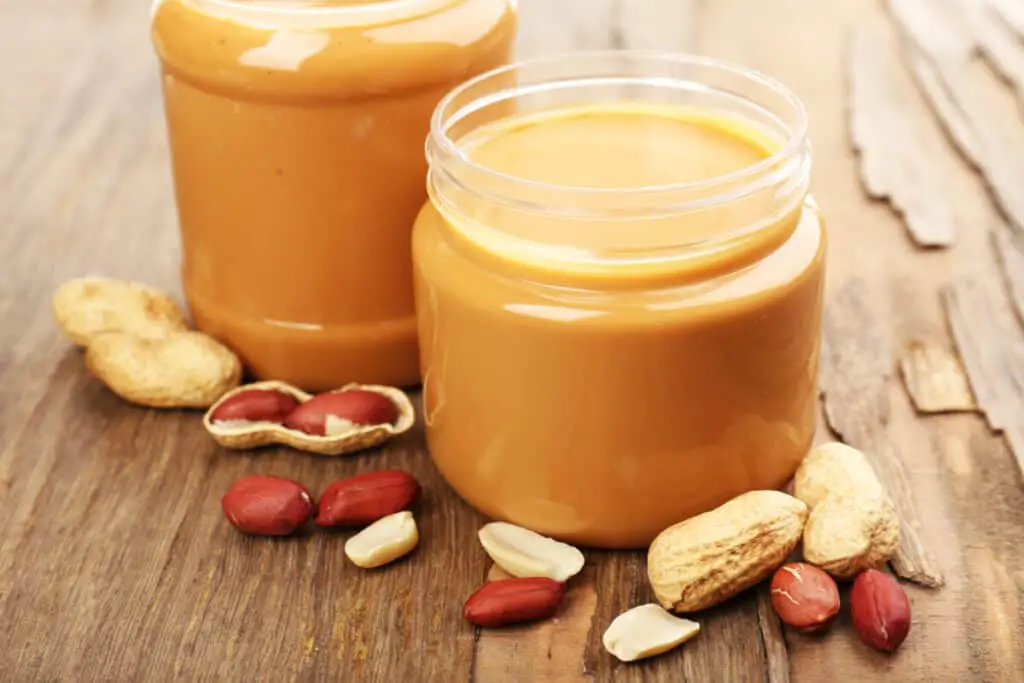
[795, 443, 900, 579]
[647, 490, 808, 613]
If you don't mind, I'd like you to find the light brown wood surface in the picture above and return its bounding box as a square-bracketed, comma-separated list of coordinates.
[1, 0, 1023, 681]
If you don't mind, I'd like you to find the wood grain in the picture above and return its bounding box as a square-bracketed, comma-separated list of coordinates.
[890, 0, 1024, 232]
[756, 587, 792, 683]
[899, 340, 976, 414]
[473, 565, 596, 682]
[944, 277, 1024, 477]
[3, 0, 1024, 681]
[886, 0, 1024, 476]
[988, 0, 1024, 39]
[971, 0, 1024, 105]
[847, 29, 957, 247]
[993, 221, 1024, 323]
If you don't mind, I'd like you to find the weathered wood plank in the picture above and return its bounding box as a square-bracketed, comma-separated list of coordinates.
[756, 587, 792, 683]
[971, 0, 1024, 107]
[582, 553, 647, 683]
[944, 275, 1024, 478]
[988, 0, 1024, 38]
[887, 0, 1024, 477]
[514, 0, 616, 58]
[847, 29, 957, 247]
[992, 223, 1024, 324]
[612, 0, 698, 51]
[889, 0, 1024, 232]
[473, 565, 596, 682]
[678, 595, 777, 683]
[899, 340, 976, 414]
[820, 280, 945, 588]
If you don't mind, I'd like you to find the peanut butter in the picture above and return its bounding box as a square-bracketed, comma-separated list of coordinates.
[152, 0, 516, 390]
[414, 73, 825, 548]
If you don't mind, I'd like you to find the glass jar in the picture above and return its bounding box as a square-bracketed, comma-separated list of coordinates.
[413, 52, 825, 549]
[151, 0, 517, 391]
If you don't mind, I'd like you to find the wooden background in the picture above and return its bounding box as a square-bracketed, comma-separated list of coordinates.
[2, 0, 1023, 681]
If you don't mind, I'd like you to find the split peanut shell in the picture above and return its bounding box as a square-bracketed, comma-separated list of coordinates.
[85, 331, 242, 408]
[53, 277, 188, 346]
[203, 381, 415, 456]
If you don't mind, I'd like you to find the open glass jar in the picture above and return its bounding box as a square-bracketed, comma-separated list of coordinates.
[413, 52, 825, 549]
[151, 0, 517, 391]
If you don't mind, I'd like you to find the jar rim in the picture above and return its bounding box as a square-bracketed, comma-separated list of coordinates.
[171, 0, 460, 26]
[428, 50, 810, 208]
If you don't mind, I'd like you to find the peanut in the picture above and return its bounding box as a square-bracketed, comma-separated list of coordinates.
[769, 562, 840, 633]
[85, 331, 241, 408]
[209, 388, 300, 426]
[647, 490, 808, 613]
[221, 475, 315, 536]
[344, 510, 419, 569]
[463, 577, 566, 628]
[602, 604, 700, 662]
[478, 522, 585, 583]
[316, 470, 420, 527]
[53, 276, 188, 347]
[795, 442, 900, 579]
[284, 389, 399, 437]
[849, 569, 911, 653]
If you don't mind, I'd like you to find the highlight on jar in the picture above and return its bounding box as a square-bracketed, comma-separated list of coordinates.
[413, 51, 825, 549]
[149, 0, 518, 391]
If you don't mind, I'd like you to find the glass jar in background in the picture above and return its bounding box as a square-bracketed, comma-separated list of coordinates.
[151, 0, 517, 391]
[414, 52, 825, 549]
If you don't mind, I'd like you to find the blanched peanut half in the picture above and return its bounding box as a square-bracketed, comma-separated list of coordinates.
[478, 522, 585, 583]
[344, 511, 419, 569]
[603, 604, 701, 663]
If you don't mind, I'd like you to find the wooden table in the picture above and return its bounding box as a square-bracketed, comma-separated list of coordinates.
[3, 0, 1023, 680]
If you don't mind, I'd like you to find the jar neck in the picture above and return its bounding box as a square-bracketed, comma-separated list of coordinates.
[426, 51, 811, 286]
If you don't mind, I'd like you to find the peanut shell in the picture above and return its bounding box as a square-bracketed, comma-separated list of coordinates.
[85, 331, 241, 408]
[203, 381, 415, 456]
[793, 442, 884, 509]
[53, 277, 188, 347]
[802, 494, 901, 579]
[647, 490, 808, 613]
[794, 442, 901, 579]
